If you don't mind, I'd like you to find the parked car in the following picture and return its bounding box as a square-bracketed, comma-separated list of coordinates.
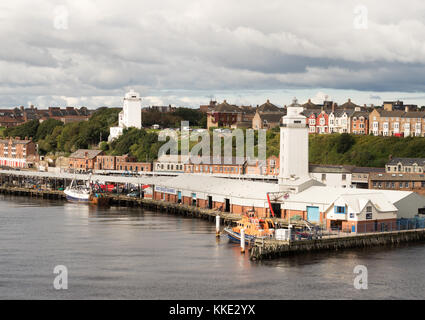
[127, 191, 140, 198]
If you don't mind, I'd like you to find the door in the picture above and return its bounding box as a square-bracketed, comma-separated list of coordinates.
[271, 203, 281, 218]
[208, 196, 213, 209]
[225, 199, 230, 212]
[177, 191, 182, 204]
[191, 193, 197, 206]
[351, 225, 356, 233]
[307, 206, 320, 223]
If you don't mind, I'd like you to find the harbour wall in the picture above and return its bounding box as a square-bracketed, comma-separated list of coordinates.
[250, 229, 425, 260]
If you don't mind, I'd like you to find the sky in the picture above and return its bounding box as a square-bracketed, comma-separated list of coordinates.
[1, 0, 425, 109]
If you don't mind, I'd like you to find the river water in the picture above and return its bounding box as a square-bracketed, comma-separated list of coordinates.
[0, 195, 424, 300]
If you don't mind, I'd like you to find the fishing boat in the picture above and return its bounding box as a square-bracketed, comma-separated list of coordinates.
[64, 178, 91, 202]
[64, 178, 109, 206]
[223, 211, 275, 244]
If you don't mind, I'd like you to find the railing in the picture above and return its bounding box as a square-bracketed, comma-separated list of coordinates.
[280, 218, 425, 241]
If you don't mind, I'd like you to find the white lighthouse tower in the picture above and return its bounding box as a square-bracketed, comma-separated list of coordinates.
[109, 90, 142, 141]
[279, 98, 319, 193]
[121, 89, 142, 129]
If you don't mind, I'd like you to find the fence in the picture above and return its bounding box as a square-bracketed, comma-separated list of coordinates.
[325, 217, 425, 237]
[287, 217, 425, 240]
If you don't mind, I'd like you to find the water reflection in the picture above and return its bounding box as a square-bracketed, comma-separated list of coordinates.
[1, 194, 425, 299]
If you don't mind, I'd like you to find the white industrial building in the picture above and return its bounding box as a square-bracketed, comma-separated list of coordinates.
[148, 98, 425, 232]
[109, 90, 142, 141]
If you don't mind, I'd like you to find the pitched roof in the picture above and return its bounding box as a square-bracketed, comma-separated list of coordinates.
[0, 138, 32, 145]
[351, 111, 369, 119]
[302, 99, 318, 109]
[69, 149, 103, 159]
[338, 193, 397, 213]
[387, 157, 425, 166]
[259, 112, 285, 123]
[369, 172, 425, 181]
[376, 109, 407, 117]
[351, 166, 385, 173]
[339, 99, 361, 109]
[402, 111, 425, 118]
[257, 100, 280, 113]
[309, 164, 354, 174]
[212, 100, 241, 113]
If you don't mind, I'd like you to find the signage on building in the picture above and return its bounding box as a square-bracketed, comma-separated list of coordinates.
[154, 185, 177, 195]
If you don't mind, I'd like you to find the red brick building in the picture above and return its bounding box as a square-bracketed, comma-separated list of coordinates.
[68, 149, 104, 171]
[0, 137, 38, 168]
[94, 154, 152, 172]
[351, 111, 369, 135]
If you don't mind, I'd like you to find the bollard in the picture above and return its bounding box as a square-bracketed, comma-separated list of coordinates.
[216, 215, 220, 238]
[240, 228, 245, 253]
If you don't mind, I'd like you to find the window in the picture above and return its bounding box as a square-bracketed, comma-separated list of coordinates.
[335, 206, 345, 214]
[366, 206, 372, 220]
[342, 174, 346, 181]
[322, 174, 326, 181]
[350, 213, 354, 219]
[405, 182, 410, 188]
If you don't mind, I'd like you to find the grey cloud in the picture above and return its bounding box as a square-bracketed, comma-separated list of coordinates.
[1, 0, 425, 107]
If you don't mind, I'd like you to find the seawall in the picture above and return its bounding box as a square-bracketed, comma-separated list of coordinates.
[250, 229, 425, 260]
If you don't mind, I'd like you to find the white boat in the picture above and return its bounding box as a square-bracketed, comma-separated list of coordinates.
[64, 178, 91, 202]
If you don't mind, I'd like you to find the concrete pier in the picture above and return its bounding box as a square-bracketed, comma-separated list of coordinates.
[250, 229, 425, 260]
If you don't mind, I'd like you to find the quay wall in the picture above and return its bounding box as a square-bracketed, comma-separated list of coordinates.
[0, 185, 242, 226]
[250, 229, 425, 260]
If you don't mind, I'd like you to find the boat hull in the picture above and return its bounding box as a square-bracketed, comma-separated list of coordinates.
[64, 189, 90, 202]
[223, 227, 257, 244]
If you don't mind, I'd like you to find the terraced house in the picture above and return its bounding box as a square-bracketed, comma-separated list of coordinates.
[252, 100, 285, 130]
[369, 108, 425, 137]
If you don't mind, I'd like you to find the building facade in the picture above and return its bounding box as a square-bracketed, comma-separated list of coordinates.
[0, 137, 38, 168]
[369, 109, 425, 137]
[206, 100, 255, 129]
[68, 149, 104, 171]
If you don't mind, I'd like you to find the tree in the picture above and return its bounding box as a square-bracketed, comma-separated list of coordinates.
[4, 119, 39, 139]
[36, 119, 64, 140]
[336, 133, 355, 154]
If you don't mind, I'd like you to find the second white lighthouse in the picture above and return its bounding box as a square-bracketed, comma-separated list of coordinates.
[121, 89, 142, 129]
[109, 89, 142, 141]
